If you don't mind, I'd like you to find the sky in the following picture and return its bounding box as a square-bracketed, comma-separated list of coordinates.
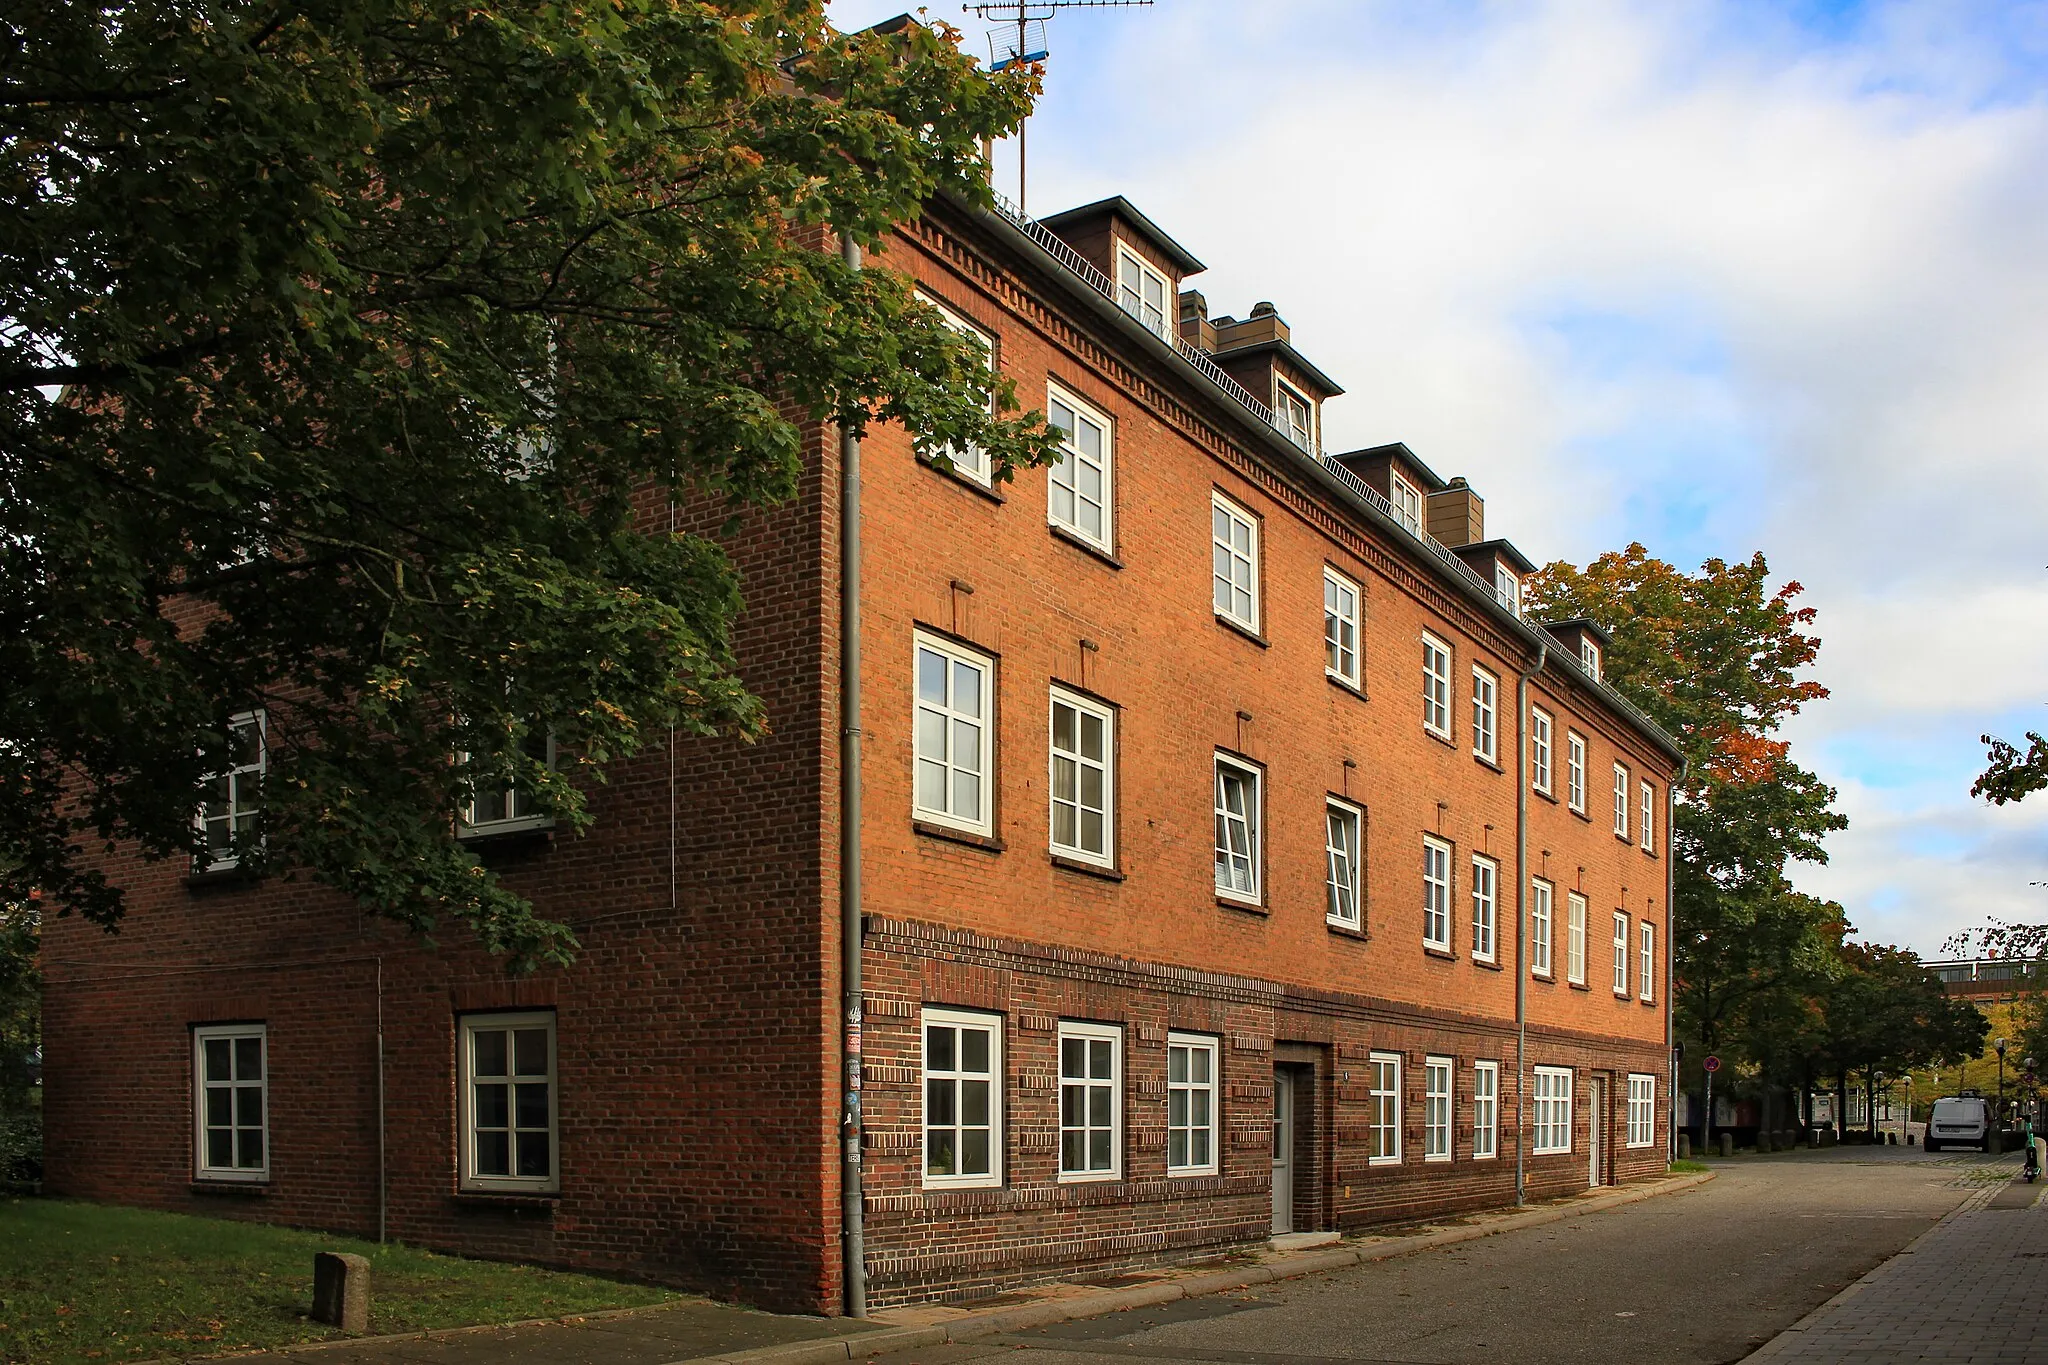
[828, 0, 2048, 958]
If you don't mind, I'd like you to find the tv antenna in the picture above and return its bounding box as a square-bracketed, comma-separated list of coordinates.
[967, 0, 1153, 213]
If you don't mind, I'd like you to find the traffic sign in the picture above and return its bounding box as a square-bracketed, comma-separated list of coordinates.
[1703, 1055, 1722, 1074]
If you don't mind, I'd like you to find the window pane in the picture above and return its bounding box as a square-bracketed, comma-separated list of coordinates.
[927, 1076, 956, 1125]
[1090, 1130, 1111, 1169]
[962, 1079, 989, 1125]
[1053, 703, 1076, 752]
[1062, 1130, 1084, 1170]
[917, 648, 947, 703]
[1169, 1048, 1187, 1084]
[926, 1024, 954, 1071]
[961, 1129, 990, 1175]
[516, 1130, 550, 1178]
[235, 1086, 262, 1126]
[475, 1081, 509, 1129]
[959, 1027, 987, 1073]
[205, 1038, 231, 1083]
[951, 719, 981, 772]
[1062, 1085, 1083, 1127]
[1090, 1039, 1112, 1079]
[1063, 1037, 1085, 1077]
[915, 757, 947, 811]
[928, 1126, 956, 1176]
[477, 1130, 511, 1176]
[953, 661, 981, 716]
[474, 1029, 508, 1079]
[515, 1082, 550, 1129]
[234, 1037, 262, 1080]
[207, 1129, 233, 1168]
[206, 1088, 232, 1127]
[513, 1029, 548, 1076]
[1169, 1129, 1188, 1167]
[1079, 713, 1104, 760]
[237, 1127, 263, 1169]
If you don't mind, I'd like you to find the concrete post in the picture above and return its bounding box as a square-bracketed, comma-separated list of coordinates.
[1717, 1132, 1734, 1159]
[312, 1252, 370, 1334]
[1676, 1132, 1690, 1159]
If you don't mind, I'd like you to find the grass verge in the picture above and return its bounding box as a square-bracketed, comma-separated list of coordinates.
[0, 1197, 677, 1364]
[1669, 1158, 1710, 1173]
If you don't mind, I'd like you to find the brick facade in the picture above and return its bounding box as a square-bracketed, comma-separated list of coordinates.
[42, 189, 1680, 1314]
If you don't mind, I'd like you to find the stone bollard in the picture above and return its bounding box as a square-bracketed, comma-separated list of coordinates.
[1677, 1132, 1691, 1159]
[312, 1252, 370, 1334]
[1908, 1132, 1916, 1146]
[1990, 1129, 2004, 1156]
[1757, 1132, 1774, 1154]
[1718, 1132, 1734, 1158]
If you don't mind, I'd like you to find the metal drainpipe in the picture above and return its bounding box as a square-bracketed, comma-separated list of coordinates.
[1514, 642, 1546, 1206]
[838, 232, 868, 1319]
[376, 957, 386, 1243]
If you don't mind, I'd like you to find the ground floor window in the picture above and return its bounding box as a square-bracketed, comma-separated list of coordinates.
[1472, 1061, 1499, 1159]
[460, 1011, 558, 1192]
[193, 1024, 267, 1180]
[924, 1008, 1002, 1188]
[1627, 1073, 1657, 1148]
[1533, 1065, 1573, 1155]
[1167, 1033, 1218, 1175]
[1424, 1056, 1452, 1161]
[1369, 1052, 1402, 1164]
[1060, 1021, 1121, 1179]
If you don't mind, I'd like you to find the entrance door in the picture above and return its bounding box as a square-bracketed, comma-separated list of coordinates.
[1271, 1068, 1294, 1234]
[1589, 1075, 1607, 1187]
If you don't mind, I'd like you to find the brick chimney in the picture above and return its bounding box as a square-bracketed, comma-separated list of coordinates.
[1178, 290, 1217, 354]
[1426, 477, 1484, 547]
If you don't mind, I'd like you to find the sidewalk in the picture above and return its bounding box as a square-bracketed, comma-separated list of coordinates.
[209, 1172, 1710, 1365]
[1749, 1156, 2048, 1362]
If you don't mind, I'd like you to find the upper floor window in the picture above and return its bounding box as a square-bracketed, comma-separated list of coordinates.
[1472, 666, 1498, 764]
[1059, 1021, 1122, 1180]
[1567, 891, 1588, 986]
[460, 1011, 558, 1193]
[1047, 385, 1112, 552]
[1640, 922, 1656, 1003]
[460, 726, 557, 838]
[1324, 568, 1360, 687]
[1390, 472, 1423, 536]
[196, 710, 266, 871]
[1214, 755, 1262, 904]
[1495, 565, 1520, 618]
[923, 1008, 1002, 1188]
[1566, 732, 1587, 813]
[1530, 876, 1554, 977]
[1276, 380, 1314, 452]
[1049, 688, 1113, 866]
[1423, 835, 1453, 951]
[1613, 762, 1630, 838]
[1211, 493, 1260, 633]
[915, 291, 995, 485]
[1471, 854, 1498, 963]
[1116, 245, 1170, 339]
[1612, 911, 1631, 996]
[193, 1024, 266, 1181]
[913, 632, 993, 837]
[1641, 780, 1657, 854]
[1581, 637, 1603, 680]
[1422, 633, 1452, 740]
[1325, 798, 1363, 928]
[1529, 706, 1553, 795]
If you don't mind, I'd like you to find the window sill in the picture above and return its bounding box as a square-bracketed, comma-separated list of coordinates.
[1056, 1171, 1124, 1185]
[452, 1191, 560, 1210]
[1423, 944, 1456, 961]
[190, 1179, 270, 1197]
[1473, 754, 1503, 774]
[1473, 957, 1502, 972]
[1051, 853, 1124, 882]
[1326, 673, 1365, 700]
[1326, 921, 1368, 942]
[1423, 727, 1455, 749]
[1215, 614, 1270, 649]
[1614, 831, 1634, 844]
[1217, 895, 1268, 917]
[1533, 788, 1558, 805]
[914, 820, 1005, 854]
[1049, 523, 1122, 569]
[1568, 806, 1592, 823]
[1639, 997, 1656, 1007]
[458, 825, 555, 855]
[1568, 980, 1590, 992]
[1530, 972, 1556, 985]
[1367, 1156, 1403, 1167]
[185, 865, 266, 892]
[919, 454, 1006, 503]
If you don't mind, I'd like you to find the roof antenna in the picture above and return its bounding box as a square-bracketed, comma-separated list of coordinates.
[968, 0, 1153, 214]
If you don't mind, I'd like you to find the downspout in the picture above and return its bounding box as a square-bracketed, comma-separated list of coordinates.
[1666, 760, 1684, 1163]
[838, 232, 868, 1319]
[376, 957, 386, 1244]
[1514, 642, 1546, 1206]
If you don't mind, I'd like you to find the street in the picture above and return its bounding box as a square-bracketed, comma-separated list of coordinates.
[865, 1147, 2012, 1365]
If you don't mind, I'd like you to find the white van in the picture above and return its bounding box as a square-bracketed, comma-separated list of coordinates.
[1926, 1096, 1991, 1153]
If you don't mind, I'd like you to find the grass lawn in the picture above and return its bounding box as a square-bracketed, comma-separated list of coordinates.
[0, 1197, 679, 1364]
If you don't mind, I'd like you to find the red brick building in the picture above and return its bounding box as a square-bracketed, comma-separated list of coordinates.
[42, 187, 1682, 1314]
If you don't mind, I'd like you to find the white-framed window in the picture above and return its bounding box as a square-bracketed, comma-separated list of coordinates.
[1612, 911, 1631, 996]
[1423, 835, 1453, 951]
[1567, 891, 1588, 985]
[1115, 243, 1170, 339]
[1627, 1074, 1656, 1148]
[1368, 1052, 1402, 1163]
[1530, 706, 1553, 795]
[1640, 922, 1656, 1003]
[1325, 798, 1363, 928]
[1422, 633, 1452, 739]
[1390, 471, 1423, 536]
[1059, 1021, 1121, 1180]
[1470, 854, 1498, 963]
[459, 1011, 558, 1192]
[1047, 384, 1112, 551]
[1613, 762, 1630, 838]
[1471, 666, 1497, 763]
[1581, 637, 1603, 680]
[1529, 876, 1553, 977]
[1641, 780, 1657, 854]
[1567, 732, 1587, 814]
[193, 1024, 267, 1181]
[1276, 379, 1315, 453]
[1495, 565, 1520, 618]
[196, 710, 266, 871]
[1424, 1056, 1453, 1162]
[913, 632, 993, 836]
[459, 726, 558, 838]
[915, 291, 995, 484]
[923, 1008, 1002, 1188]
[1211, 492, 1260, 632]
[1049, 688, 1113, 866]
[1472, 1060, 1499, 1160]
[1324, 568, 1360, 687]
[1214, 755, 1262, 903]
[1533, 1066, 1573, 1155]
[1167, 1033, 1219, 1176]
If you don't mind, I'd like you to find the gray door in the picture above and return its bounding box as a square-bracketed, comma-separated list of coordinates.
[1589, 1076, 1607, 1186]
[1272, 1068, 1293, 1234]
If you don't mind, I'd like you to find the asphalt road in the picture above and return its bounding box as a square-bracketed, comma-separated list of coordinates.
[869, 1147, 2011, 1365]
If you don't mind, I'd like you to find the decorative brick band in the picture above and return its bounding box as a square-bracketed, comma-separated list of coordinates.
[863, 996, 916, 1019]
[863, 1064, 916, 1087]
[866, 1218, 1272, 1282]
[1232, 1032, 1272, 1053]
[865, 1172, 1265, 1217]
[1017, 1012, 1057, 1031]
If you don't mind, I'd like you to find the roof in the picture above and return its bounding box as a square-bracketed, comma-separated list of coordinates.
[1210, 337, 1346, 399]
[1038, 196, 1207, 276]
[1461, 538, 1537, 574]
[1332, 442, 1449, 493]
[1544, 617, 1615, 646]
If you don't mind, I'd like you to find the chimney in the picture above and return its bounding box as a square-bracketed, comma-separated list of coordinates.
[1178, 290, 1217, 354]
[1212, 301, 1290, 352]
[1426, 477, 1484, 546]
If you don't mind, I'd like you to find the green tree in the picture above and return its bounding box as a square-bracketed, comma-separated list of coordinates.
[2, 3, 1059, 967]
[0, 884, 36, 1184]
[1974, 732, 2048, 806]
[1811, 943, 1987, 1138]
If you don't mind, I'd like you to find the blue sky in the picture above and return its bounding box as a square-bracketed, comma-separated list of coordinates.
[830, 0, 2048, 956]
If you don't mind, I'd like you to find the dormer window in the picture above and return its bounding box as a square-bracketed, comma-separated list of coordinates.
[1116, 245, 1170, 339]
[1275, 380, 1314, 453]
[1390, 471, 1423, 536]
[1494, 565, 1520, 618]
[1581, 637, 1602, 680]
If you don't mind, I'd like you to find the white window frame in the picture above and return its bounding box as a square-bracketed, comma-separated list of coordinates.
[1641, 780, 1656, 854]
[196, 710, 266, 871]
[1049, 687, 1114, 867]
[1422, 633, 1452, 740]
[1470, 854, 1498, 964]
[1324, 567, 1361, 688]
[1214, 754, 1263, 905]
[914, 291, 995, 485]
[1613, 762, 1631, 838]
[1566, 732, 1587, 814]
[1058, 1020, 1122, 1181]
[458, 1010, 559, 1193]
[458, 726, 558, 839]
[1167, 1032, 1220, 1176]
[1325, 798, 1363, 929]
[922, 1007, 1003, 1189]
[1533, 1066, 1573, 1155]
[1423, 835, 1453, 952]
[1640, 922, 1656, 1003]
[1368, 1052, 1403, 1164]
[1424, 1056, 1453, 1162]
[1627, 1074, 1657, 1148]
[1046, 383, 1113, 552]
[1472, 1060, 1500, 1160]
[1115, 243, 1171, 339]
[1211, 492, 1260, 633]
[1471, 666, 1498, 763]
[1276, 377, 1315, 453]
[912, 631, 994, 837]
[1529, 877, 1554, 978]
[1529, 706, 1553, 796]
[1612, 911, 1631, 997]
[1567, 891, 1588, 986]
[193, 1023, 268, 1182]
[1495, 564, 1520, 618]
[1581, 637, 1603, 680]
[1390, 471, 1423, 536]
